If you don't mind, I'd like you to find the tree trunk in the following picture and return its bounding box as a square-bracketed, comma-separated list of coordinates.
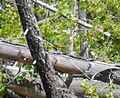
[15, 0, 77, 98]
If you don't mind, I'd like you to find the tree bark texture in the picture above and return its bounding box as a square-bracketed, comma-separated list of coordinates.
[15, 0, 77, 98]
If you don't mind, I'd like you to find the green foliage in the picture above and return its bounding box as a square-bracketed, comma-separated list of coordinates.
[105, 84, 116, 98]
[0, 71, 6, 97]
[16, 74, 26, 82]
[34, 0, 78, 52]
[0, 0, 23, 41]
[80, 0, 120, 62]
[81, 80, 99, 98]
[81, 80, 116, 98]
[20, 63, 39, 78]
[106, 92, 114, 98]
[0, 83, 5, 97]
[34, 0, 120, 62]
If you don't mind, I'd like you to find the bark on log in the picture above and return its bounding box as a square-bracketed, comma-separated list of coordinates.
[0, 40, 120, 84]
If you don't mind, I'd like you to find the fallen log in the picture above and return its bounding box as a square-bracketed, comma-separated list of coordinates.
[6, 78, 120, 98]
[8, 80, 120, 98]
[7, 84, 46, 98]
[2, 65, 120, 98]
[0, 40, 120, 84]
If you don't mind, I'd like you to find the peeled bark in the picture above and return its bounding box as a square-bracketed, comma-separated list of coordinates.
[15, 0, 77, 98]
[0, 40, 120, 85]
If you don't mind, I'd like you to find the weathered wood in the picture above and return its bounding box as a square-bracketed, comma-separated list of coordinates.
[7, 84, 46, 98]
[0, 40, 120, 84]
[15, 0, 77, 98]
[7, 81, 120, 98]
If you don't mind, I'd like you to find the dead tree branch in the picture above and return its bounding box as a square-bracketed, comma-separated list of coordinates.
[0, 40, 120, 85]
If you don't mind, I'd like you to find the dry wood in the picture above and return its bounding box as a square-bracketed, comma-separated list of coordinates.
[0, 40, 120, 84]
[7, 84, 46, 98]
